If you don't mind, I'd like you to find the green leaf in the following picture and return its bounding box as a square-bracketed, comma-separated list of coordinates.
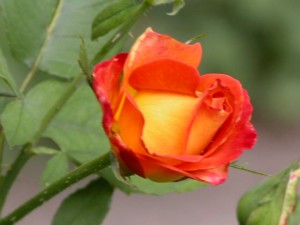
[101, 167, 207, 195]
[41, 152, 69, 188]
[1, 0, 117, 79]
[1, 79, 68, 146]
[52, 178, 114, 225]
[44, 83, 109, 163]
[146, 0, 185, 15]
[288, 197, 300, 225]
[237, 160, 300, 225]
[166, 0, 185, 16]
[0, 47, 19, 97]
[92, 0, 143, 40]
[92, 1, 148, 64]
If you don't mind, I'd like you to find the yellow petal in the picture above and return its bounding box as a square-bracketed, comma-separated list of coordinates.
[134, 90, 200, 155]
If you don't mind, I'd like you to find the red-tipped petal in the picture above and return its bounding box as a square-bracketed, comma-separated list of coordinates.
[134, 155, 227, 185]
[93, 53, 127, 134]
[181, 74, 256, 171]
[93, 53, 127, 109]
[190, 165, 228, 185]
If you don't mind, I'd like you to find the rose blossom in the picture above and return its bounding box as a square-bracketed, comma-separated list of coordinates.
[93, 28, 257, 185]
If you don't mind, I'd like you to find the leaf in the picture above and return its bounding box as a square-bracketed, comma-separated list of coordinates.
[237, 160, 300, 225]
[288, 197, 300, 225]
[52, 178, 114, 225]
[100, 167, 207, 195]
[146, 0, 185, 15]
[41, 152, 69, 188]
[166, 0, 185, 16]
[92, 0, 148, 64]
[44, 83, 109, 163]
[1, 0, 117, 79]
[1, 79, 68, 146]
[0, 47, 19, 97]
[92, 0, 143, 40]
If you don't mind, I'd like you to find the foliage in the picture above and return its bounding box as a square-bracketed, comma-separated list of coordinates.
[238, 161, 300, 225]
[0, 0, 195, 224]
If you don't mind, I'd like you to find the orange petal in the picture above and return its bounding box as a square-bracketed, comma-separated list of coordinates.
[122, 28, 202, 91]
[134, 90, 200, 156]
[117, 92, 146, 154]
[129, 59, 200, 95]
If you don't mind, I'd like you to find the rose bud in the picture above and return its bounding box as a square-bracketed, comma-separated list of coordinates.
[93, 28, 257, 185]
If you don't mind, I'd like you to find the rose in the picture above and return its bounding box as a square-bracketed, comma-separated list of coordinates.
[93, 28, 257, 185]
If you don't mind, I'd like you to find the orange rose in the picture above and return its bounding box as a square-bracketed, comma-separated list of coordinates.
[93, 28, 257, 185]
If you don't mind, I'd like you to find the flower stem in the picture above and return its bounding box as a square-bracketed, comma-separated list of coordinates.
[230, 163, 273, 177]
[0, 145, 33, 215]
[0, 152, 111, 225]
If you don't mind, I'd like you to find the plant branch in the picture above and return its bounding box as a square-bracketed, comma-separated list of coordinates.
[0, 152, 111, 225]
[32, 75, 83, 144]
[0, 145, 33, 215]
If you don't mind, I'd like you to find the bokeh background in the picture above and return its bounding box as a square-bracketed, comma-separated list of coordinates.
[3, 0, 300, 224]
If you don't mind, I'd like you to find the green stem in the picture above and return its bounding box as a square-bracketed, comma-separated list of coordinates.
[0, 145, 33, 215]
[230, 164, 273, 177]
[0, 128, 4, 177]
[0, 152, 111, 225]
[32, 75, 83, 143]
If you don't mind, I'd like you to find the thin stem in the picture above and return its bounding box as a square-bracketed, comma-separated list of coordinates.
[0, 145, 33, 215]
[230, 164, 273, 177]
[0, 127, 4, 177]
[0, 152, 111, 225]
[19, 0, 63, 93]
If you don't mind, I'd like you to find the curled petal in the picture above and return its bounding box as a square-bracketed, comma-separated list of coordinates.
[189, 165, 228, 185]
[180, 74, 257, 171]
[184, 89, 231, 155]
[93, 53, 127, 133]
[93, 53, 127, 107]
[116, 92, 147, 154]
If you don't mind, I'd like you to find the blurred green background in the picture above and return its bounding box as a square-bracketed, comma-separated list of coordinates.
[133, 0, 300, 126]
